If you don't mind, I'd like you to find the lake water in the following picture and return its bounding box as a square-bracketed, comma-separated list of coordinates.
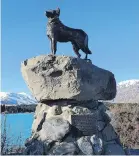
[1, 113, 34, 146]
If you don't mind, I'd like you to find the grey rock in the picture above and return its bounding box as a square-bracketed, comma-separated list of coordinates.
[48, 105, 62, 115]
[95, 110, 111, 124]
[46, 105, 62, 118]
[63, 134, 76, 143]
[102, 111, 111, 123]
[34, 103, 50, 118]
[25, 137, 34, 147]
[77, 136, 94, 155]
[72, 106, 92, 114]
[104, 143, 125, 155]
[59, 108, 74, 123]
[36, 112, 46, 132]
[104, 138, 122, 147]
[61, 105, 72, 112]
[97, 121, 106, 131]
[106, 110, 113, 119]
[90, 135, 103, 155]
[32, 111, 46, 133]
[96, 110, 111, 122]
[84, 100, 99, 109]
[50, 142, 78, 155]
[21, 55, 116, 101]
[102, 124, 118, 141]
[98, 102, 108, 112]
[103, 140, 117, 146]
[106, 110, 117, 127]
[38, 117, 70, 142]
[32, 103, 50, 133]
[24, 140, 45, 155]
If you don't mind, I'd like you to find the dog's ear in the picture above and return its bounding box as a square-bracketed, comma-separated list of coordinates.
[56, 8, 60, 16]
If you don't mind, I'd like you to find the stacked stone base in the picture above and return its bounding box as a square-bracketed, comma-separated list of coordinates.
[24, 101, 125, 155]
[21, 55, 125, 155]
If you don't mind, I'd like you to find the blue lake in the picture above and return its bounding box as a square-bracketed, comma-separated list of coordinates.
[1, 113, 34, 146]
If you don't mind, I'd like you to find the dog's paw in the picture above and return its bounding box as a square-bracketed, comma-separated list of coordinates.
[85, 59, 92, 63]
[48, 53, 56, 57]
[77, 54, 81, 59]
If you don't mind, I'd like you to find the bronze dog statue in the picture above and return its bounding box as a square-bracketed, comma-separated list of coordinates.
[45, 8, 92, 59]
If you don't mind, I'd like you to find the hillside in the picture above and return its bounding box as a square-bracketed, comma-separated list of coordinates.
[112, 79, 139, 103]
[0, 92, 37, 105]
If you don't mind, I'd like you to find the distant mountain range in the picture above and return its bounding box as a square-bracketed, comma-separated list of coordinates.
[0, 92, 37, 105]
[112, 79, 139, 103]
[0, 79, 139, 105]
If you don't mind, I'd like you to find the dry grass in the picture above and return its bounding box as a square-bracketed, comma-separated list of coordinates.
[107, 103, 139, 149]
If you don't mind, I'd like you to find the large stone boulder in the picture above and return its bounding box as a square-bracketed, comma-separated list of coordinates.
[21, 55, 116, 102]
[38, 117, 70, 142]
[77, 136, 94, 155]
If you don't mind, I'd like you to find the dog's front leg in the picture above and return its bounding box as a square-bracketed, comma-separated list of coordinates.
[51, 38, 57, 55]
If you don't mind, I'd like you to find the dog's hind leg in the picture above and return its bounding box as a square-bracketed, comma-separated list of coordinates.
[81, 47, 91, 59]
[83, 35, 92, 59]
[85, 54, 88, 60]
[72, 42, 81, 58]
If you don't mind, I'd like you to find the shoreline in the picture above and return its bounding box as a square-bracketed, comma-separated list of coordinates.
[1, 104, 37, 114]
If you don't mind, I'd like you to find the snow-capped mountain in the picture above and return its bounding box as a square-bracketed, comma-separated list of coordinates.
[0, 92, 37, 105]
[113, 79, 139, 103]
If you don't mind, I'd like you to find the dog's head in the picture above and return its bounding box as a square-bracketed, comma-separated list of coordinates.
[45, 8, 60, 19]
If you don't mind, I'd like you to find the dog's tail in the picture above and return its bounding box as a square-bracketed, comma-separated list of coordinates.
[85, 35, 92, 54]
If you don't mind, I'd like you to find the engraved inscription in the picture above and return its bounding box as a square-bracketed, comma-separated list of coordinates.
[71, 114, 97, 136]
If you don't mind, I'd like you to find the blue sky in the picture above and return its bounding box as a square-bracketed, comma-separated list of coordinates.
[2, 0, 139, 94]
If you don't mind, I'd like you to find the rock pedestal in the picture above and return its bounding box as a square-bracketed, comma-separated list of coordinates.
[21, 55, 125, 155]
[21, 55, 116, 102]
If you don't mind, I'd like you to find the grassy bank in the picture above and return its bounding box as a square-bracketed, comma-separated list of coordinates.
[106, 103, 139, 149]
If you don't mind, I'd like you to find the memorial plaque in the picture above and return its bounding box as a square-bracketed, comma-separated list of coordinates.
[71, 114, 97, 136]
